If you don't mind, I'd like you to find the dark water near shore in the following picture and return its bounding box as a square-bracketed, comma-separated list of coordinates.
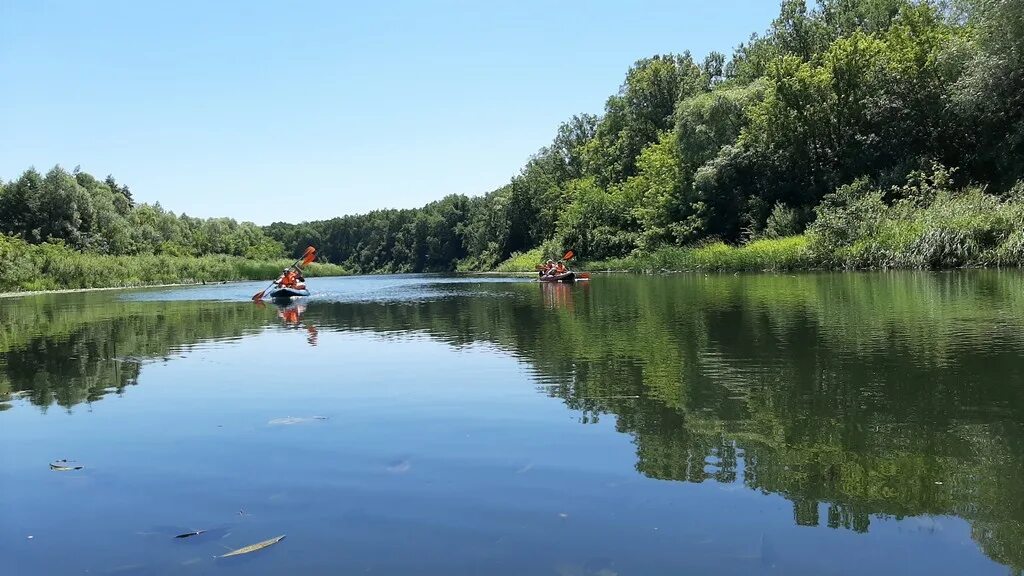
[1, 272, 1022, 575]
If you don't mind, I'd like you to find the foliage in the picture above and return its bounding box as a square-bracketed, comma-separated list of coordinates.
[493, 248, 546, 273]
[591, 236, 813, 272]
[807, 169, 1024, 268]
[0, 166, 285, 259]
[0, 235, 346, 292]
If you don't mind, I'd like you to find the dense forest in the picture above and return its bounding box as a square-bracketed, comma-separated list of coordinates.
[2, 0, 1021, 279]
[260, 0, 1023, 272]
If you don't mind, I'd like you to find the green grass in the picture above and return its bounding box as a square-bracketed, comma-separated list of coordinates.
[0, 236, 349, 292]
[807, 188, 1024, 269]
[589, 236, 813, 273]
[493, 248, 546, 273]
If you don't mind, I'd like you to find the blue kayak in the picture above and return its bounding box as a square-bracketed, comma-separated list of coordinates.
[268, 286, 310, 300]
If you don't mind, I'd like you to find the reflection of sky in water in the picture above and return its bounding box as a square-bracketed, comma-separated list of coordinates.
[119, 274, 533, 304]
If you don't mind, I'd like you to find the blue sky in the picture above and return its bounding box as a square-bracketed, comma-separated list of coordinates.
[0, 0, 780, 224]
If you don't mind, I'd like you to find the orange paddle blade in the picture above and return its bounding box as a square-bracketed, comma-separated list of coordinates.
[563, 250, 574, 261]
[301, 251, 316, 266]
[252, 290, 266, 301]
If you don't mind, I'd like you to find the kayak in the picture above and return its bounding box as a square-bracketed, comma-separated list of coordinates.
[268, 286, 310, 299]
[539, 271, 577, 283]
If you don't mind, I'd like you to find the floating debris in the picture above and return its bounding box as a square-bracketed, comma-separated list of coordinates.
[267, 416, 328, 425]
[174, 530, 207, 539]
[217, 535, 286, 558]
[50, 459, 83, 471]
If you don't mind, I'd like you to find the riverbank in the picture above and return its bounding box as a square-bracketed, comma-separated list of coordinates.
[0, 236, 348, 293]
[494, 187, 1024, 274]
[493, 239, 810, 274]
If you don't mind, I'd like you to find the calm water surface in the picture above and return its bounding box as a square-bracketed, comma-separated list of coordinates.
[1, 272, 1022, 575]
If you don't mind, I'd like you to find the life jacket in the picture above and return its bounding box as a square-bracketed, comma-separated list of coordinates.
[279, 271, 297, 287]
[555, 263, 567, 274]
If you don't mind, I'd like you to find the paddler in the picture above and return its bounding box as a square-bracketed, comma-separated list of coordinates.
[276, 267, 298, 288]
[540, 259, 556, 277]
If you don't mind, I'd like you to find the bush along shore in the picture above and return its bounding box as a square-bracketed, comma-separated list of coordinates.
[497, 174, 1024, 273]
[0, 236, 348, 293]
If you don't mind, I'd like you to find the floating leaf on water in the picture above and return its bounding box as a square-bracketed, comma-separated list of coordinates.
[174, 530, 207, 539]
[50, 459, 83, 471]
[217, 535, 285, 558]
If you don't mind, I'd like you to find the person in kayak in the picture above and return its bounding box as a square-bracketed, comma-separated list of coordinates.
[276, 268, 301, 288]
[553, 261, 568, 276]
[540, 259, 556, 277]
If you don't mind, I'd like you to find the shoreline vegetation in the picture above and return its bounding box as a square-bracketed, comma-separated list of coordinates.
[3, 0, 1023, 288]
[0, 236, 347, 293]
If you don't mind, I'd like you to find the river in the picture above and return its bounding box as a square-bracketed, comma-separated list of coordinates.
[1, 272, 1022, 575]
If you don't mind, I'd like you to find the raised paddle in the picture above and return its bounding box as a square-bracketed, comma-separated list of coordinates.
[252, 246, 315, 302]
[561, 250, 591, 280]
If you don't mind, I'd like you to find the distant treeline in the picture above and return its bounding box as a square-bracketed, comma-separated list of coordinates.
[0, 167, 351, 291]
[0, 166, 284, 259]
[263, 0, 1024, 272]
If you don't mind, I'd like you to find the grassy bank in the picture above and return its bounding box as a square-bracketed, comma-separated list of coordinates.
[0, 236, 348, 292]
[492, 238, 813, 273]
[494, 184, 1024, 274]
[589, 237, 812, 273]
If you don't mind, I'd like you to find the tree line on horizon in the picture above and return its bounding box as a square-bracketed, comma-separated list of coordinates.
[2, 0, 1021, 272]
[0, 166, 284, 259]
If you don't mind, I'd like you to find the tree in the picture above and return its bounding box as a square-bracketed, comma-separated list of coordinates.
[584, 53, 707, 187]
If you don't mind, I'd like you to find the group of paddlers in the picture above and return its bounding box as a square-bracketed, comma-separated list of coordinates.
[539, 259, 570, 278]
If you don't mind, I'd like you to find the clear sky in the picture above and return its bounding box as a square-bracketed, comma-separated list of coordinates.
[0, 0, 780, 225]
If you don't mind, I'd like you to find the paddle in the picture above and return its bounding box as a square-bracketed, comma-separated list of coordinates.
[252, 246, 315, 302]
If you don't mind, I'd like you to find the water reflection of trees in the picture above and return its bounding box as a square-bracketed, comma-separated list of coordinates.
[0, 293, 269, 411]
[304, 272, 1024, 570]
[1, 272, 1022, 569]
